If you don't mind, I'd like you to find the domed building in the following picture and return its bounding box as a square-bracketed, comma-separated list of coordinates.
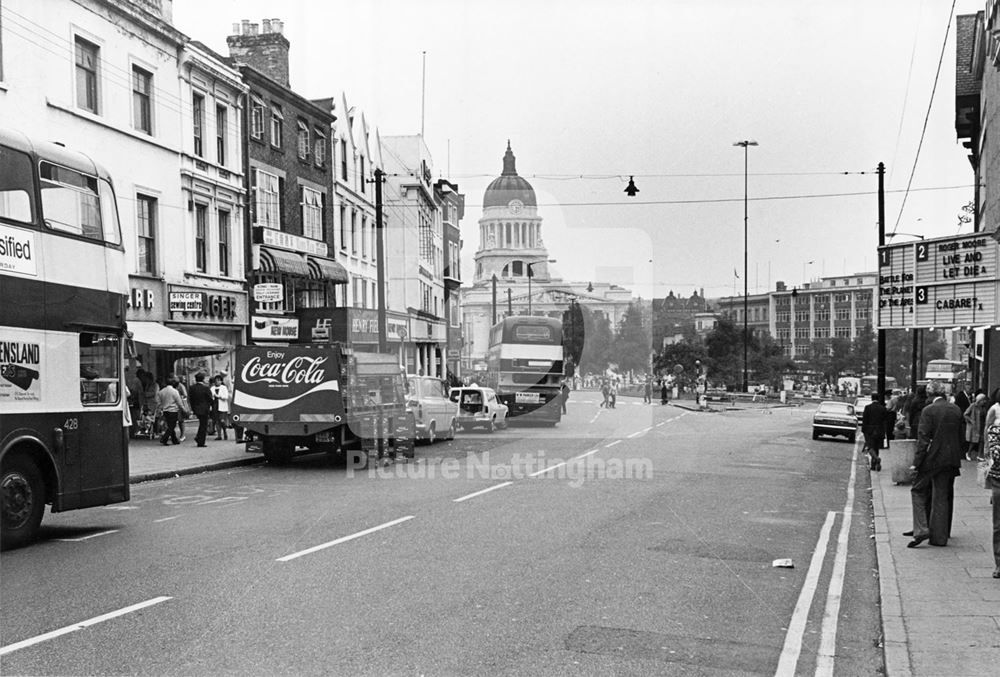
[460, 142, 634, 375]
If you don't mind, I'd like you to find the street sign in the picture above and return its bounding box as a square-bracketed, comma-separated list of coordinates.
[253, 283, 283, 303]
[877, 233, 998, 329]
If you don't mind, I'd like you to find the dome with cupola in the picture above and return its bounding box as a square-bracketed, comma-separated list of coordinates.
[482, 141, 537, 208]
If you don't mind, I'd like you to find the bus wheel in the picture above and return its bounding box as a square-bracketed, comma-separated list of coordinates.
[262, 438, 295, 465]
[1, 455, 46, 551]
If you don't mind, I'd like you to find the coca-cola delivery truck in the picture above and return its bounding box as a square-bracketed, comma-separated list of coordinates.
[231, 344, 413, 465]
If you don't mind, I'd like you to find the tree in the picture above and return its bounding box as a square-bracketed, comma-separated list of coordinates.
[749, 334, 795, 390]
[703, 317, 744, 387]
[852, 324, 877, 374]
[654, 339, 706, 391]
[561, 300, 585, 376]
[884, 329, 948, 388]
[612, 302, 651, 373]
[578, 305, 613, 374]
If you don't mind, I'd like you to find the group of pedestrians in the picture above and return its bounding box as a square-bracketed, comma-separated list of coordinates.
[139, 371, 231, 448]
[599, 380, 617, 408]
[894, 381, 1000, 580]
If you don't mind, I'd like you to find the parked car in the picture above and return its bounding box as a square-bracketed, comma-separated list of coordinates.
[853, 397, 872, 424]
[405, 375, 459, 443]
[813, 401, 857, 442]
[449, 386, 509, 432]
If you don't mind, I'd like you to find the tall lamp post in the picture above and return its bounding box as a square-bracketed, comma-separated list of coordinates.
[733, 140, 758, 393]
[527, 259, 557, 315]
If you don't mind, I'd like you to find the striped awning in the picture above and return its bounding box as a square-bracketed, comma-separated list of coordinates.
[307, 256, 349, 283]
[259, 247, 309, 276]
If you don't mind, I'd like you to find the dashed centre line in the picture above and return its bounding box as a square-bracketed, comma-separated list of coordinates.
[453, 482, 514, 503]
[605, 439, 622, 448]
[277, 516, 415, 562]
[55, 529, 119, 542]
[0, 597, 172, 657]
[529, 462, 566, 477]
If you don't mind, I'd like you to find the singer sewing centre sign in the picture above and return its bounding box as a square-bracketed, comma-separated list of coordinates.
[877, 233, 999, 329]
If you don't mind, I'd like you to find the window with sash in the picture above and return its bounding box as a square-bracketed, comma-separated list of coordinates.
[132, 66, 152, 134]
[136, 194, 157, 274]
[216, 105, 227, 165]
[253, 168, 281, 229]
[192, 93, 205, 156]
[314, 131, 326, 168]
[301, 187, 323, 240]
[195, 204, 207, 272]
[297, 120, 309, 160]
[75, 37, 99, 113]
[218, 209, 230, 276]
[271, 105, 283, 149]
[250, 97, 265, 139]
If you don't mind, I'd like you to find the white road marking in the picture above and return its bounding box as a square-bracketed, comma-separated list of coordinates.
[529, 462, 566, 477]
[815, 441, 859, 676]
[656, 422, 666, 427]
[277, 516, 415, 562]
[627, 430, 643, 438]
[774, 510, 837, 676]
[452, 482, 514, 503]
[153, 516, 181, 523]
[55, 530, 119, 542]
[604, 440, 622, 448]
[589, 411, 601, 424]
[572, 449, 599, 460]
[102, 505, 137, 510]
[0, 596, 172, 657]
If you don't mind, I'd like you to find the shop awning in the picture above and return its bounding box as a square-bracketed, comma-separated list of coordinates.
[259, 246, 310, 276]
[127, 321, 226, 354]
[307, 256, 349, 283]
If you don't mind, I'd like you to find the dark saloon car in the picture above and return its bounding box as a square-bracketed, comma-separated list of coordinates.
[812, 401, 857, 442]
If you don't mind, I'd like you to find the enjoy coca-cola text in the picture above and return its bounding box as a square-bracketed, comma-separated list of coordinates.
[241, 355, 327, 386]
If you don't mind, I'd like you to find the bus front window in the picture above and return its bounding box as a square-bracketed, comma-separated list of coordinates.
[0, 146, 36, 223]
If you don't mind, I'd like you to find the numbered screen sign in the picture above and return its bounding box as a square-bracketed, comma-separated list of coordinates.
[877, 233, 998, 329]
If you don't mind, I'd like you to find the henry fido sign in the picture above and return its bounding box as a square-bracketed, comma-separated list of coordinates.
[877, 233, 999, 329]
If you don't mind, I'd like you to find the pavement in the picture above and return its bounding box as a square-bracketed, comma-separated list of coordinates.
[128, 430, 260, 483]
[871, 440, 1000, 676]
[126, 403, 1000, 675]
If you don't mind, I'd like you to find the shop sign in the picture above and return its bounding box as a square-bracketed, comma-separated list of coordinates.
[389, 320, 408, 340]
[251, 315, 299, 340]
[877, 233, 999, 329]
[256, 226, 328, 257]
[253, 283, 284, 303]
[169, 292, 203, 313]
[128, 288, 156, 310]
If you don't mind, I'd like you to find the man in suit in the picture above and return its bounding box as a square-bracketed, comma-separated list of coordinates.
[862, 393, 889, 471]
[906, 380, 965, 548]
[187, 372, 215, 448]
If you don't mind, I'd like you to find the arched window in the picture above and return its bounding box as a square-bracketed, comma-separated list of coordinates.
[502, 264, 509, 277]
[512, 260, 523, 276]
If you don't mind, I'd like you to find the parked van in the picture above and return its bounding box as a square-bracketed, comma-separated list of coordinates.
[449, 386, 509, 433]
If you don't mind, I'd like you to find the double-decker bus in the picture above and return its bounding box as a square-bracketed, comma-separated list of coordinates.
[860, 374, 898, 396]
[1, 128, 130, 549]
[485, 316, 563, 425]
[923, 359, 968, 394]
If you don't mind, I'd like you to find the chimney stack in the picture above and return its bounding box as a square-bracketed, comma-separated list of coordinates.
[227, 17, 291, 87]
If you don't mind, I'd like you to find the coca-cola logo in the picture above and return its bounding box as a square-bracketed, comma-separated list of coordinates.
[241, 355, 327, 386]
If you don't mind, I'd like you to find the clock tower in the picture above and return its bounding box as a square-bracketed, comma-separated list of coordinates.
[473, 141, 551, 283]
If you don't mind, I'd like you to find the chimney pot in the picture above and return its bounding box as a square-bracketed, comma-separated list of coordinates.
[262, 18, 271, 33]
[232, 23, 240, 34]
[241, 19, 249, 34]
[274, 19, 283, 34]
[249, 22, 259, 35]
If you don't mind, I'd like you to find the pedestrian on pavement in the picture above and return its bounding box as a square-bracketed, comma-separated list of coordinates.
[906, 380, 964, 548]
[140, 369, 159, 419]
[560, 381, 570, 415]
[609, 382, 617, 409]
[155, 378, 185, 446]
[862, 393, 889, 471]
[643, 378, 652, 404]
[187, 372, 214, 448]
[168, 372, 189, 442]
[125, 367, 142, 437]
[963, 393, 989, 462]
[211, 375, 231, 440]
[953, 384, 972, 417]
[907, 384, 928, 440]
[600, 381, 610, 408]
[661, 380, 669, 405]
[984, 388, 1000, 578]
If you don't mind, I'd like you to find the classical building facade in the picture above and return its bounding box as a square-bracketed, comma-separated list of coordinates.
[460, 143, 633, 374]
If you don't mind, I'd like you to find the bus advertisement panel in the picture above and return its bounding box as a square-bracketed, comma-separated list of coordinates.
[0, 128, 130, 549]
[486, 317, 563, 425]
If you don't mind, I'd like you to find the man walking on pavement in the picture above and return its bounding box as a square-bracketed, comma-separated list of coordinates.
[187, 372, 214, 448]
[155, 378, 185, 446]
[862, 393, 889, 471]
[905, 380, 964, 548]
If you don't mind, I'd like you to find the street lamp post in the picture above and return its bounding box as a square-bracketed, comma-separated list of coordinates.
[527, 259, 557, 316]
[733, 140, 758, 393]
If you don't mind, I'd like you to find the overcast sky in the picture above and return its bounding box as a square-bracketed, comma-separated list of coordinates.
[173, 0, 984, 299]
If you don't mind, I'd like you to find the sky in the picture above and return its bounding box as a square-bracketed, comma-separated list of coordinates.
[172, 0, 985, 300]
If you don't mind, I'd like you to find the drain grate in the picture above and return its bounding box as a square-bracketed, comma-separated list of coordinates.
[565, 625, 774, 674]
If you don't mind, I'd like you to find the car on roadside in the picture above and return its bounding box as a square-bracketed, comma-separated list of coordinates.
[853, 397, 872, 424]
[813, 400, 857, 442]
[449, 386, 509, 433]
[405, 375, 459, 444]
